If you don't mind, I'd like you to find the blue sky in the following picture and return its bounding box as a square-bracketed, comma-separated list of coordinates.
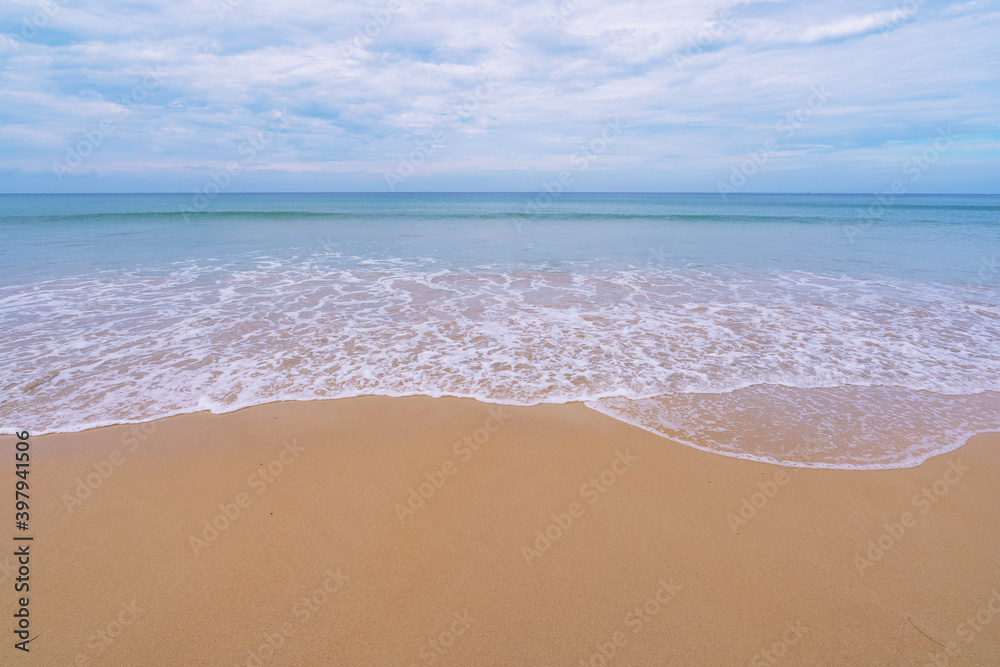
[1, 0, 998, 193]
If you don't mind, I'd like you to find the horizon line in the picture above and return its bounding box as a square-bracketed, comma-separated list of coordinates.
[1, 191, 997, 197]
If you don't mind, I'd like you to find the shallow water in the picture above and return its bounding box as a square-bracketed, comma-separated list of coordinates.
[2, 193, 997, 468]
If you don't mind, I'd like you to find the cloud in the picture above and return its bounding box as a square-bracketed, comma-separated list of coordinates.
[744, 10, 912, 44]
[942, 0, 992, 14]
[0, 0, 997, 193]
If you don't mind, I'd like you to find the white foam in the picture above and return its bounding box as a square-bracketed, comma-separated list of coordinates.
[2, 261, 998, 469]
[587, 387, 1000, 470]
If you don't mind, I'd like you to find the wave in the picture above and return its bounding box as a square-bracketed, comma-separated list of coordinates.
[2, 263, 998, 469]
[0, 210, 839, 224]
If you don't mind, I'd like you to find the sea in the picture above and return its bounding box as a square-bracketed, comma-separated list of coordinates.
[1, 192, 997, 469]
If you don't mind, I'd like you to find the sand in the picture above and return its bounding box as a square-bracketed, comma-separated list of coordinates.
[2, 396, 998, 665]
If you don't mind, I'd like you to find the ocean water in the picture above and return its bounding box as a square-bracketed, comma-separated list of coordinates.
[1, 192, 998, 469]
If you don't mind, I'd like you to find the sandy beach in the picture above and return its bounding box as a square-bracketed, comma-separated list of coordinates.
[6, 0, 999, 662]
[3, 396, 998, 665]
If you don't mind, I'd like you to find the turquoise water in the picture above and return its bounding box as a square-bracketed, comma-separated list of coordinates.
[1, 193, 998, 467]
[2, 193, 997, 281]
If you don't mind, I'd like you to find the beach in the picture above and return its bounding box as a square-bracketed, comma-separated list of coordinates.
[6, 0, 1000, 661]
[2, 194, 998, 664]
[4, 193, 999, 471]
[6, 396, 999, 665]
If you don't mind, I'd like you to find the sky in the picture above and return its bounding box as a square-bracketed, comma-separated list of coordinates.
[0, 0, 998, 193]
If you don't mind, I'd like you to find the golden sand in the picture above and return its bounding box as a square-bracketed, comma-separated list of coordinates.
[2, 396, 998, 665]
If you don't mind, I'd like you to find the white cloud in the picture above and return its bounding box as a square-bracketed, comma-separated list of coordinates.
[0, 0, 997, 192]
[943, 0, 992, 15]
[743, 10, 910, 45]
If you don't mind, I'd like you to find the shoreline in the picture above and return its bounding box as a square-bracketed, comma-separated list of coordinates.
[5, 389, 999, 471]
[3, 395, 999, 663]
